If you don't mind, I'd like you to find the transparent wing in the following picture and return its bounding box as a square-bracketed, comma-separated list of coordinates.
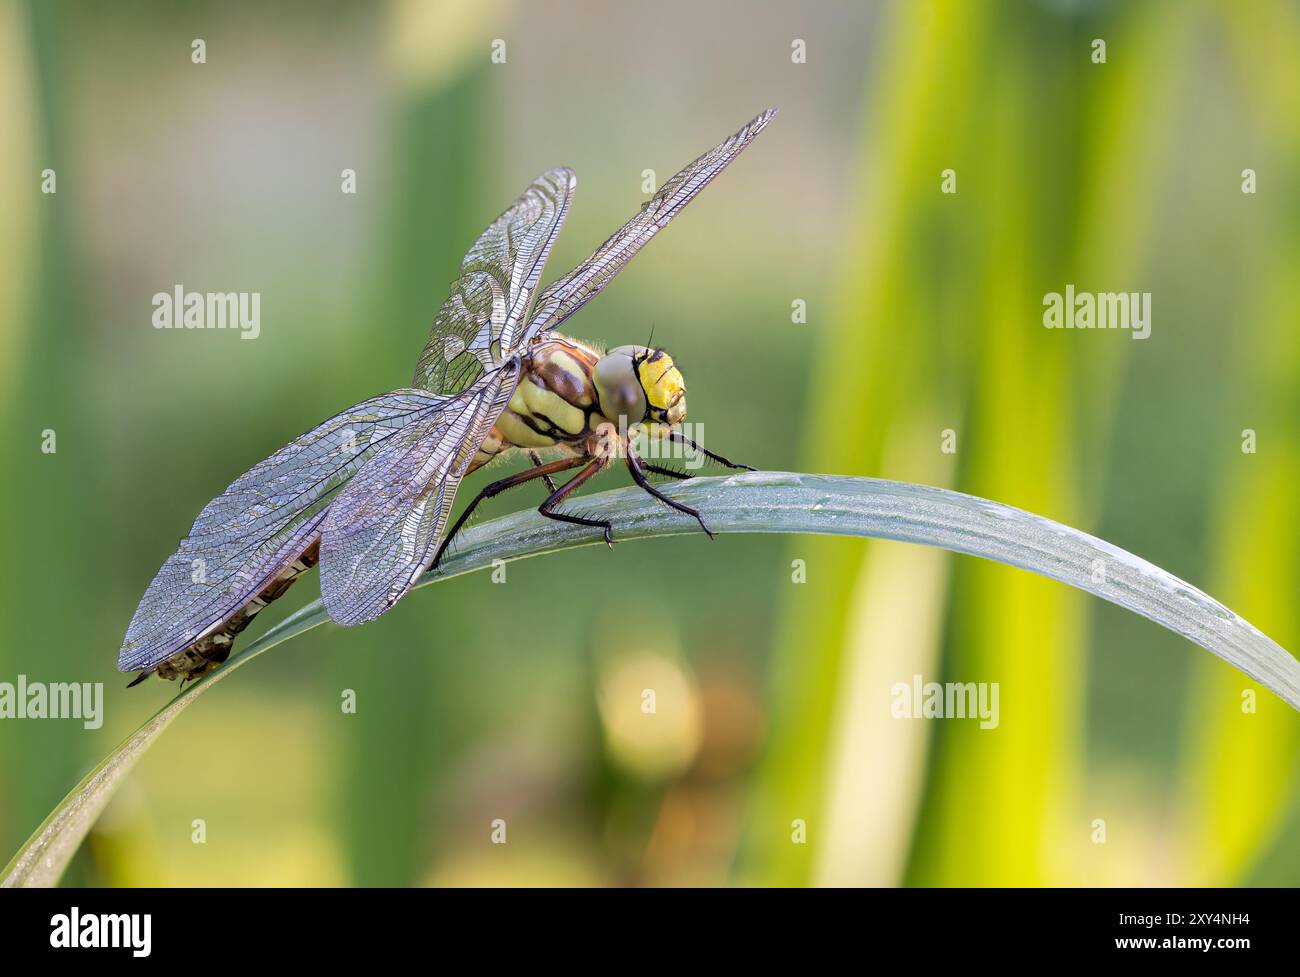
[321, 367, 518, 626]
[118, 390, 451, 672]
[413, 168, 575, 394]
[522, 108, 776, 340]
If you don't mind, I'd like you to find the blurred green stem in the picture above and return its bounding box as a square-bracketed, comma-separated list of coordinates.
[3, 472, 1296, 887]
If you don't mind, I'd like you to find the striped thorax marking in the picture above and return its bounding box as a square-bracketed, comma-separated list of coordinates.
[470, 334, 606, 468]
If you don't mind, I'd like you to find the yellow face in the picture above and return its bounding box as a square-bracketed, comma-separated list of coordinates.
[636, 349, 687, 427]
[593, 345, 687, 430]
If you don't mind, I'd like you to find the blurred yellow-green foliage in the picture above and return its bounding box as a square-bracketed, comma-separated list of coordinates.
[1, 0, 1298, 887]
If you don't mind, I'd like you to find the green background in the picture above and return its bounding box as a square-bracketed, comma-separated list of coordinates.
[1, 0, 1297, 886]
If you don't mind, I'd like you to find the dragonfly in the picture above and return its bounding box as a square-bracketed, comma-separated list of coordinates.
[119, 107, 776, 687]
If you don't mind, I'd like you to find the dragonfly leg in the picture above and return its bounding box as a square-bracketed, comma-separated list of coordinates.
[626, 445, 714, 538]
[668, 430, 756, 471]
[528, 450, 559, 492]
[433, 455, 590, 570]
[538, 456, 615, 547]
[642, 462, 692, 480]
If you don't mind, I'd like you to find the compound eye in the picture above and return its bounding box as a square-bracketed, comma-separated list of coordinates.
[594, 350, 649, 424]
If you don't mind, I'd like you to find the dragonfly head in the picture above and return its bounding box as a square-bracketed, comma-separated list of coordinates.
[594, 345, 687, 431]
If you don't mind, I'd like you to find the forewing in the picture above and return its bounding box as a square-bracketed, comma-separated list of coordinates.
[413, 168, 575, 394]
[118, 390, 450, 672]
[321, 367, 517, 626]
[522, 108, 776, 339]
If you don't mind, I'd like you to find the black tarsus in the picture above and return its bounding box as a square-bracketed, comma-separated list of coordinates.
[668, 430, 756, 471]
[538, 456, 615, 546]
[626, 445, 714, 538]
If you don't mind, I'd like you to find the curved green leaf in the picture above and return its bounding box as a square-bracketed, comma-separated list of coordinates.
[3, 472, 1296, 887]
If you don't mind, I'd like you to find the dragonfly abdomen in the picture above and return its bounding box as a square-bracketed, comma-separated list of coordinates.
[151, 540, 321, 683]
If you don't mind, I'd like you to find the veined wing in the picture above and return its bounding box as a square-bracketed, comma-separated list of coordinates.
[321, 365, 518, 626]
[118, 390, 451, 672]
[413, 168, 575, 394]
[522, 108, 776, 340]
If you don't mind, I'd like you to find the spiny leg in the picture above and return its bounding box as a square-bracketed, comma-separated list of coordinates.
[643, 462, 692, 480]
[538, 456, 615, 546]
[528, 450, 559, 492]
[626, 445, 714, 538]
[668, 430, 756, 471]
[432, 455, 590, 570]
